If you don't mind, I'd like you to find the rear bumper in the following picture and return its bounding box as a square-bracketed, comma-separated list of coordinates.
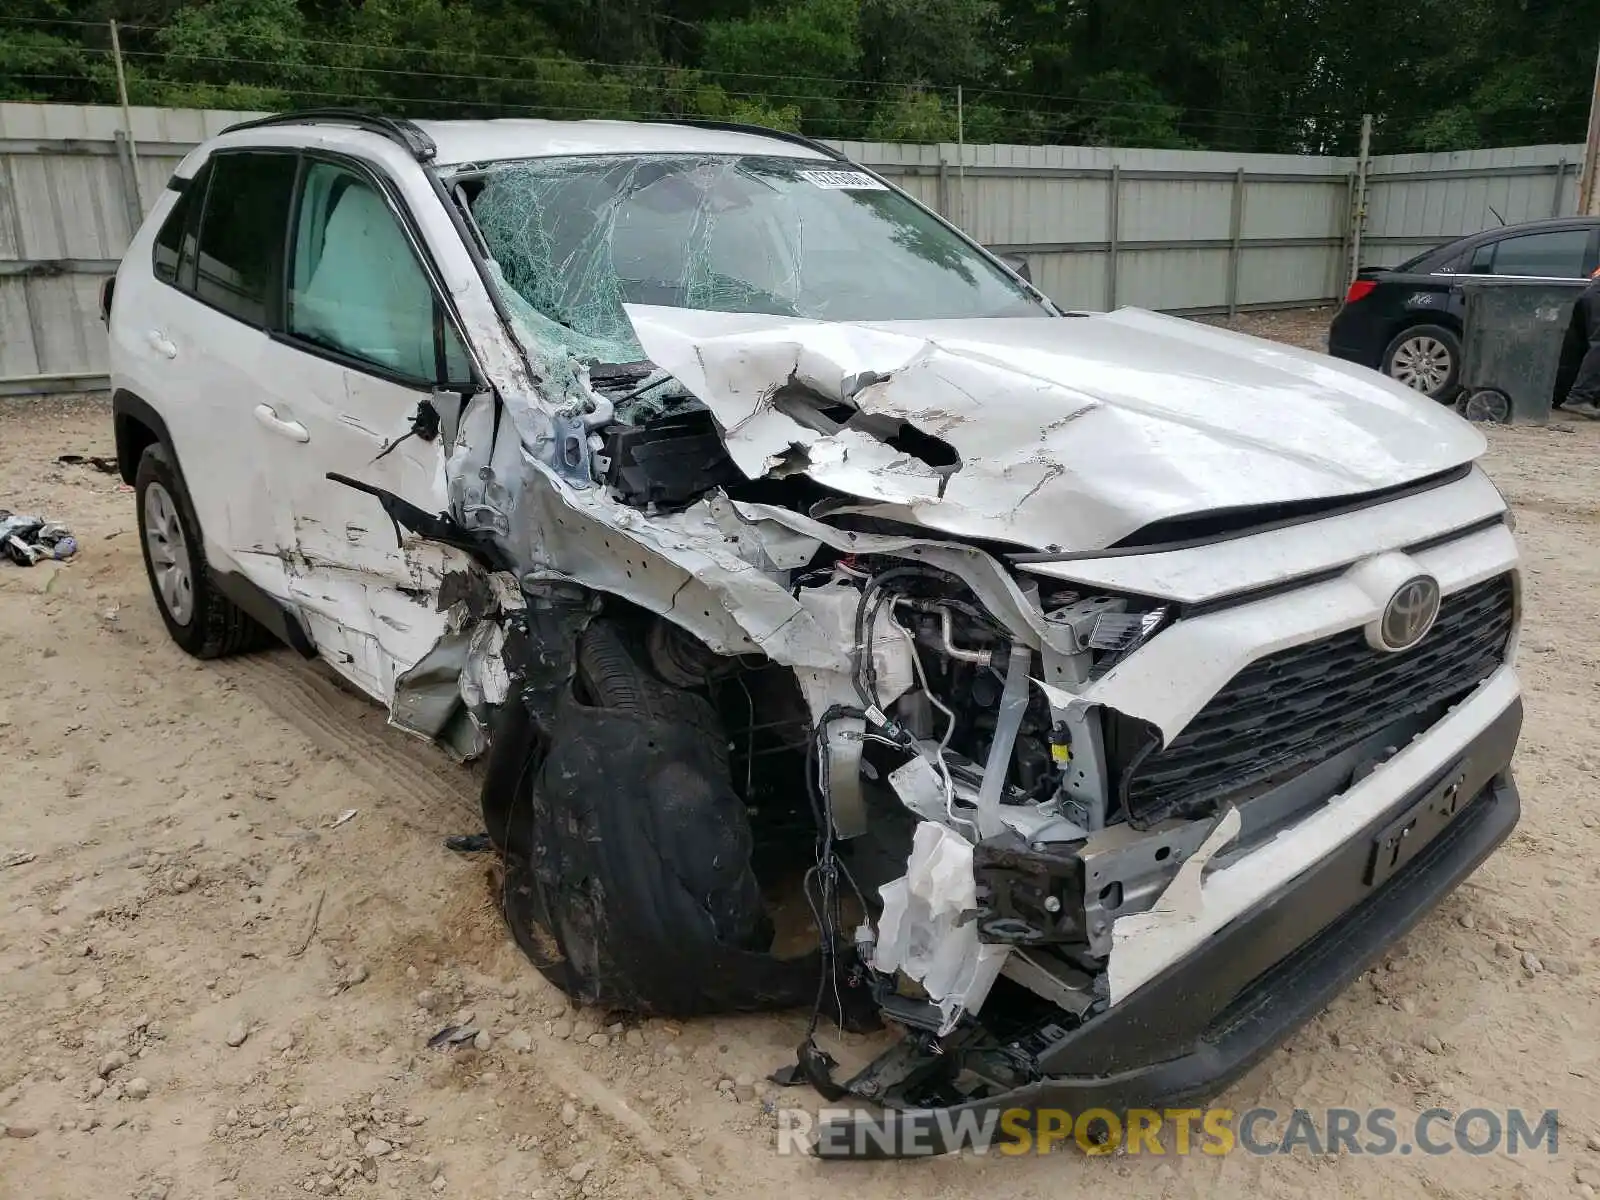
[1326, 306, 1384, 368]
[1327, 338, 1374, 366]
[814, 693, 1522, 1158]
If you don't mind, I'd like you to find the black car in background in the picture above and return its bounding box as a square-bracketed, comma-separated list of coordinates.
[1328, 217, 1600, 401]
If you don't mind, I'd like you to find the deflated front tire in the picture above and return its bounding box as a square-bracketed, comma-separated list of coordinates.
[484, 620, 823, 1016]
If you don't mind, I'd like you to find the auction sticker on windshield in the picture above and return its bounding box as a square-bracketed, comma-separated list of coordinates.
[799, 169, 888, 190]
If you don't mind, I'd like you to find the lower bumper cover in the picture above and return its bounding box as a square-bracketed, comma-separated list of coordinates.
[815, 695, 1522, 1158]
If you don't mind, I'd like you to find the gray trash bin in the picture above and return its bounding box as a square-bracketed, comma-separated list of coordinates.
[1456, 278, 1587, 423]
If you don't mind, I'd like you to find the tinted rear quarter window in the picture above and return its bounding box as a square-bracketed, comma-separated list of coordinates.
[193, 152, 298, 326]
[152, 185, 194, 285]
[1483, 229, 1590, 278]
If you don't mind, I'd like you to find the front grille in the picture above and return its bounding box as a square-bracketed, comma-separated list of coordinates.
[1119, 573, 1515, 823]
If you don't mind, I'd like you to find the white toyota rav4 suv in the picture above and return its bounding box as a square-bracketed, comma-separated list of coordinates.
[105, 110, 1523, 1155]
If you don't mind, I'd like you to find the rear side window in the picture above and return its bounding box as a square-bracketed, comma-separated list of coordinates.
[1480, 229, 1590, 278]
[192, 153, 297, 326]
[152, 185, 194, 285]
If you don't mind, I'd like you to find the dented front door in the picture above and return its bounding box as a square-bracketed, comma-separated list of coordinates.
[254, 155, 476, 707]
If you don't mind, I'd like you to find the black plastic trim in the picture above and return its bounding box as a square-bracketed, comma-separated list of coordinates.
[815, 695, 1522, 1158]
[222, 108, 437, 162]
[208, 568, 317, 658]
[111, 389, 174, 485]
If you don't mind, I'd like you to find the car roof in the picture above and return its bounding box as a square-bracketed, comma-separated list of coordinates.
[416, 119, 835, 166]
[218, 116, 834, 167]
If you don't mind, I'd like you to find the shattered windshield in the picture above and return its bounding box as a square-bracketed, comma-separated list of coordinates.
[466, 154, 1047, 364]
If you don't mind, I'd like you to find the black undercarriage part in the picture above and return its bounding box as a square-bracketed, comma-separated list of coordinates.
[971, 832, 1089, 945]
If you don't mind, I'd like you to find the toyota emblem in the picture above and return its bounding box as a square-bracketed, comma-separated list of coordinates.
[1377, 576, 1441, 652]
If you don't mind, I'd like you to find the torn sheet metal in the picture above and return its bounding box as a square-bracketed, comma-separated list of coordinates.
[872, 821, 1010, 1034]
[625, 304, 1485, 553]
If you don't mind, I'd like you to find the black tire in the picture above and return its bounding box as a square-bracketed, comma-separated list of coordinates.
[1381, 323, 1462, 402]
[487, 619, 822, 1017]
[134, 442, 271, 658]
[575, 621, 731, 770]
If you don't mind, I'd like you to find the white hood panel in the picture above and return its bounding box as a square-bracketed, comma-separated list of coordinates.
[625, 305, 1485, 552]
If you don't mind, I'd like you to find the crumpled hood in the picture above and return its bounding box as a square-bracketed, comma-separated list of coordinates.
[624, 304, 1485, 552]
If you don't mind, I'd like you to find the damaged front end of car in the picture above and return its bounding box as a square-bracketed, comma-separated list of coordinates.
[350, 145, 1518, 1158]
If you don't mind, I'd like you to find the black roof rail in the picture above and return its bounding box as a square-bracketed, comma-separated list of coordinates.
[221, 108, 438, 163]
[644, 117, 849, 162]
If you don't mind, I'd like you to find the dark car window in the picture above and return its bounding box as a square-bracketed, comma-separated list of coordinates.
[152, 163, 211, 291]
[192, 152, 298, 326]
[152, 185, 195, 285]
[1479, 229, 1590, 278]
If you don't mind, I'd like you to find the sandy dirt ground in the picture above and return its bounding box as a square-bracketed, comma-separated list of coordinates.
[4, 330, 1600, 1198]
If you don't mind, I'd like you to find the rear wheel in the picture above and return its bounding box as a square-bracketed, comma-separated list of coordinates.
[134, 443, 270, 658]
[1382, 324, 1461, 401]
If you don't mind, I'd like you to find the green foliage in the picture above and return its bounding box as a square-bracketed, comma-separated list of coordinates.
[867, 87, 958, 142]
[1074, 71, 1194, 150]
[1, 0, 1596, 150]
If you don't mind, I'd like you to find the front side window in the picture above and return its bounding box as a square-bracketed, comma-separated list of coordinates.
[193, 152, 297, 325]
[466, 154, 1048, 365]
[288, 161, 469, 383]
[1480, 229, 1590, 278]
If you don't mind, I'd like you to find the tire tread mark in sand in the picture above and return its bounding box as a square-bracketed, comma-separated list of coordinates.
[216, 651, 479, 826]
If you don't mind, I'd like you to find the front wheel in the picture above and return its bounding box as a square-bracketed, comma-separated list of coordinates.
[1382, 324, 1461, 402]
[487, 619, 821, 1017]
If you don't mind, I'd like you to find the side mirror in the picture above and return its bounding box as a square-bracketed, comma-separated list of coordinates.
[994, 251, 1032, 284]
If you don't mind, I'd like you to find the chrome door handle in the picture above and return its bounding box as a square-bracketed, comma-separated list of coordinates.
[254, 404, 310, 443]
[146, 330, 177, 359]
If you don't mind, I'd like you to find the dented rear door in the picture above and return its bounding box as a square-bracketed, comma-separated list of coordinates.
[254, 154, 474, 706]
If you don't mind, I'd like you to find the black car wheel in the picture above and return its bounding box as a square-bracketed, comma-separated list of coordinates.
[485, 619, 827, 1017]
[1382, 324, 1461, 401]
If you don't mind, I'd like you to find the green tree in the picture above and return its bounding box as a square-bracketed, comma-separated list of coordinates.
[699, 0, 862, 135]
[867, 86, 958, 141]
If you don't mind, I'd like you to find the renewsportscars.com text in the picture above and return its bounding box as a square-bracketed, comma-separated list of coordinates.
[778, 1105, 1563, 1158]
